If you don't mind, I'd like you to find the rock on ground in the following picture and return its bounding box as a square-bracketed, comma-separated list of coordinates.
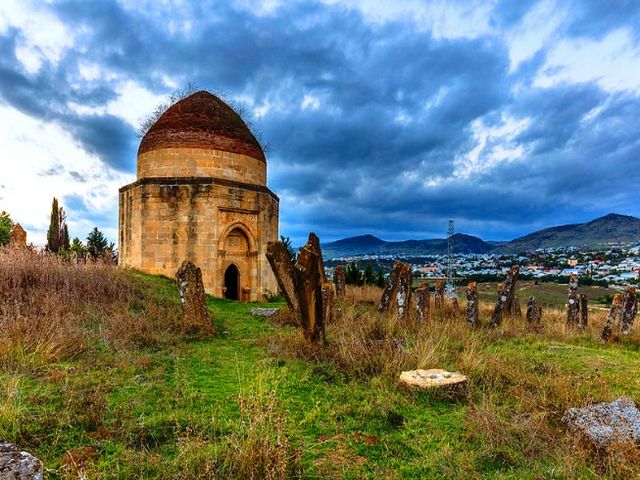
[562, 396, 640, 449]
[0, 441, 43, 480]
[250, 307, 280, 317]
[399, 369, 468, 399]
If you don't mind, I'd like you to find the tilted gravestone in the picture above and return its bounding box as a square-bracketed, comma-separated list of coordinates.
[378, 261, 413, 323]
[465, 282, 479, 327]
[266, 233, 331, 343]
[601, 293, 623, 342]
[175, 260, 215, 336]
[333, 265, 346, 298]
[578, 293, 588, 329]
[415, 282, 430, 323]
[566, 274, 580, 327]
[526, 296, 543, 328]
[490, 265, 519, 328]
[9, 223, 27, 249]
[434, 280, 445, 311]
[619, 287, 638, 335]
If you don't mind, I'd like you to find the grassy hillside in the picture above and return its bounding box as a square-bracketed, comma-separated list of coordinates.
[497, 213, 640, 253]
[2, 249, 640, 478]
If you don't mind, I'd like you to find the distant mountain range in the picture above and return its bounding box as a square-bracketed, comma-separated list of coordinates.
[494, 213, 640, 253]
[320, 213, 640, 258]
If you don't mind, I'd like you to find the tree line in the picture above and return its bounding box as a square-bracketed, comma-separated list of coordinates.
[342, 261, 386, 288]
[0, 198, 114, 261]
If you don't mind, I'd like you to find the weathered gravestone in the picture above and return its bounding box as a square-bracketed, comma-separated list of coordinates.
[333, 265, 346, 298]
[449, 295, 460, 312]
[434, 280, 445, 311]
[601, 293, 623, 342]
[9, 224, 27, 249]
[0, 441, 43, 480]
[566, 274, 580, 327]
[175, 260, 215, 336]
[266, 233, 332, 343]
[509, 295, 523, 318]
[490, 265, 519, 328]
[579, 293, 588, 329]
[526, 296, 543, 328]
[378, 261, 412, 322]
[465, 282, 479, 327]
[415, 282, 430, 323]
[562, 397, 640, 449]
[619, 286, 638, 335]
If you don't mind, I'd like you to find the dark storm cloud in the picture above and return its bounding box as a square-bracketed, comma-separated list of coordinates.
[0, 0, 639, 243]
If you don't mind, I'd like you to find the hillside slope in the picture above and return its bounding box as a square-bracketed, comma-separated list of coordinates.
[496, 213, 640, 253]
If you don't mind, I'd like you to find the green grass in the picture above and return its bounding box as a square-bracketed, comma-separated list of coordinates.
[474, 281, 618, 308]
[2, 273, 640, 478]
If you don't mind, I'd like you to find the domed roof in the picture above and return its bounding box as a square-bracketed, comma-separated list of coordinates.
[138, 91, 265, 163]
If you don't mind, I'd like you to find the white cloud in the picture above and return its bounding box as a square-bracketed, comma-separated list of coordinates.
[507, 0, 568, 72]
[453, 114, 530, 179]
[0, 0, 74, 73]
[68, 80, 166, 128]
[535, 28, 640, 93]
[106, 81, 166, 127]
[301, 94, 321, 111]
[322, 0, 495, 39]
[0, 104, 133, 245]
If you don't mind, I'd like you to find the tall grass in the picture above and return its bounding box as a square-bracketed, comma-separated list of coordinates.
[0, 247, 181, 370]
[268, 284, 640, 477]
[169, 372, 304, 480]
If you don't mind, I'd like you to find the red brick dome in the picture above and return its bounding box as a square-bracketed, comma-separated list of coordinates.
[138, 91, 265, 163]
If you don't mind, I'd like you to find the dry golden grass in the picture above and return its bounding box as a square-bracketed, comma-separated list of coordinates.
[218, 377, 304, 479]
[0, 247, 181, 370]
[268, 284, 640, 477]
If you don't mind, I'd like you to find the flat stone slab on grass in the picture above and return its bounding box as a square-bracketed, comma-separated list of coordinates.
[399, 369, 468, 398]
[562, 396, 640, 449]
[0, 441, 43, 480]
[250, 307, 280, 317]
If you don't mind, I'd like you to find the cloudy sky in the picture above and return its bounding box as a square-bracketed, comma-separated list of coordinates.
[1, 0, 639, 246]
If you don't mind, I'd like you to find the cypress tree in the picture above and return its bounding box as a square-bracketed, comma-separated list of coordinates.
[46, 197, 60, 252]
[46, 197, 70, 253]
[63, 224, 70, 251]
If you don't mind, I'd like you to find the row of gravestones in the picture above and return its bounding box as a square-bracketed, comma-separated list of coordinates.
[339, 259, 638, 341]
[265, 235, 639, 344]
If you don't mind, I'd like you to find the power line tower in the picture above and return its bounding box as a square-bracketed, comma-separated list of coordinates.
[446, 219, 457, 298]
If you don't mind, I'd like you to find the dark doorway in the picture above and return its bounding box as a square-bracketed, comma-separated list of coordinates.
[224, 264, 239, 300]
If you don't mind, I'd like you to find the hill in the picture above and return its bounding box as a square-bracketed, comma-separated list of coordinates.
[322, 233, 492, 258]
[322, 213, 640, 258]
[496, 213, 640, 253]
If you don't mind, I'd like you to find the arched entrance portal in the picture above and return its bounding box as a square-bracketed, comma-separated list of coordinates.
[224, 264, 240, 300]
[218, 223, 258, 302]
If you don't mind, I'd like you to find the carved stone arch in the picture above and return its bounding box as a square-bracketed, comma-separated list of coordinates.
[218, 221, 258, 254]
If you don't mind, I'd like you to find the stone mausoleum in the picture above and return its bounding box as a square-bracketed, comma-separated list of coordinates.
[118, 91, 279, 301]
